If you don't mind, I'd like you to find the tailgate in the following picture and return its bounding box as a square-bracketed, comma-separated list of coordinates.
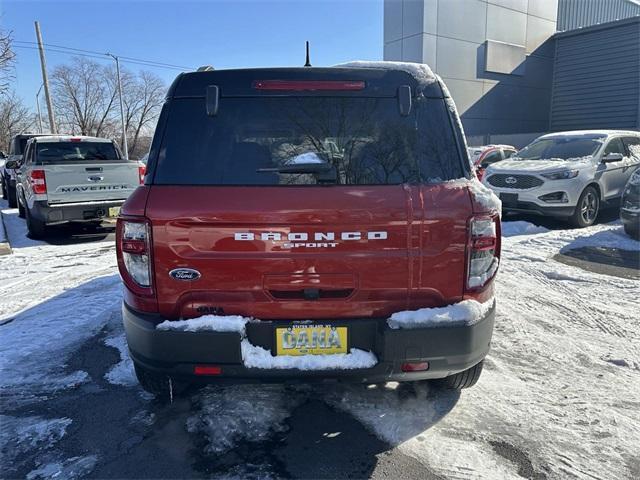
[45, 162, 139, 204]
[146, 184, 470, 320]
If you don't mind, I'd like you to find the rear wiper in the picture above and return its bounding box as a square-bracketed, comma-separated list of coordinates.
[257, 163, 333, 174]
[257, 163, 337, 184]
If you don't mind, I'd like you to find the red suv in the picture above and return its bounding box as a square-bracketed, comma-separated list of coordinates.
[117, 63, 500, 398]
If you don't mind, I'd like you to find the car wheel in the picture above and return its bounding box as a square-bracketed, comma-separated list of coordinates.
[133, 363, 188, 402]
[624, 222, 640, 240]
[434, 361, 484, 390]
[17, 193, 25, 218]
[25, 205, 47, 239]
[570, 186, 600, 228]
[7, 184, 17, 208]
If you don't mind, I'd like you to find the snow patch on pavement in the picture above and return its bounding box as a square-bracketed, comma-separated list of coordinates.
[104, 333, 137, 387]
[561, 222, 640, 252]
[388, 298, 494, 330]
[501, 221, 549, 237]
[26, 454, 98, 480]
[241, 340, 377, 370]
[187, 385, 300, 453]
[0, 415, 72, 472]
[157, 314, 249, 334]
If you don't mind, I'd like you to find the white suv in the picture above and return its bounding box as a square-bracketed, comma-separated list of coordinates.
[482, 130, 640, 227]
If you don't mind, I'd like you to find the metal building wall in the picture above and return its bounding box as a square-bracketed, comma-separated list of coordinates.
[550, 17, 640, 132]
[558, 0, 640, 32]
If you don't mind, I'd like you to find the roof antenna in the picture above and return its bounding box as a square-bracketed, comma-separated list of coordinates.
[304, 41, 312, 67]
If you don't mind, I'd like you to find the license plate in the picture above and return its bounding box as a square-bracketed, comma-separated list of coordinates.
[500, 193, 518, 206]
[276, 324, 348, 356]
[108, 207, 121, 217]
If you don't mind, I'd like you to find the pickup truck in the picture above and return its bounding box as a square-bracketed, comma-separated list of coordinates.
[7, 135, 144, 238]
[117, 63, 500, 400]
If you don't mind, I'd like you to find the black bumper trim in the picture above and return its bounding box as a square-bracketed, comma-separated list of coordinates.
[32, 200, 126, 224]
[503, 200, 574, 218]
[122, 301, 496, 383]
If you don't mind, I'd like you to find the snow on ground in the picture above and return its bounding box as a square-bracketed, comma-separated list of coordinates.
[0, 200, 120, 404]
[501, 220, 549, 237]
[26, 454, 98, 480]
[187, 384, 303, 453]
[104, 333, 137, 387]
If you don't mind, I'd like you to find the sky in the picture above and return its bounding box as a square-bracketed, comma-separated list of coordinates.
[1, 0, 383, 109]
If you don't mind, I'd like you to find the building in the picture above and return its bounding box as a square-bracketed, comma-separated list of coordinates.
[383, 0, 640, 147]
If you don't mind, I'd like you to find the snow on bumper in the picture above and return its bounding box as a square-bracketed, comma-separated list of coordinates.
[122, 300, 495, 382]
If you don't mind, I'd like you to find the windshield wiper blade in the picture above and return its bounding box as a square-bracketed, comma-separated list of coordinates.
[257, 163, 332, 174]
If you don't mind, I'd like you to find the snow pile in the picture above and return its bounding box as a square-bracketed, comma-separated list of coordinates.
[388, 298, 495, 330]
[187, 384, 301, 453]
[104, 334, 137, 387]
[501, 221, 549, 237]
[241, 340, 377, 370]
[562, 224, 640, 252]
[157, 314, 249, 334]
[335, 60, 437, 87]
[468, 178, 502, 212]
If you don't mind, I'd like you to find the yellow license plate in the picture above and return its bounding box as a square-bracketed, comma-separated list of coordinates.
[276, 325, 348, 356]
[108, 207, 121, 217]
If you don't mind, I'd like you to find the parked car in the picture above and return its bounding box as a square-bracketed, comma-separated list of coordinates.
[621, 167, 640, 240]
[7, 135, 144, 238]
[117, 63, 500, 399]
[482, 130, 640, 227]
[467, 145, 517, 180]
[2, 133, 48, 208]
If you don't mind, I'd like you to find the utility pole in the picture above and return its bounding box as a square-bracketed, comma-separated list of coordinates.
[34, 21, 56, 134]
[35, 84, 44, 133]
[107, 53, 129, 159]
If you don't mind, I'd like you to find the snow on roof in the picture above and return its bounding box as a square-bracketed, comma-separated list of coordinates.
[334, 61, 437, 87]
[540, 130, 640, 139]
[30, 135, 113, 143]
[388, 297, 495, 329]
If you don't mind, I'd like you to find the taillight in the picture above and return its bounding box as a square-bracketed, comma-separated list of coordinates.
[252, 80, 365, 91]
[118, 219, 152, 288]
[138, 164, 146, 184]
[466, 216, 500, 291]
[29, 169, 47, 195]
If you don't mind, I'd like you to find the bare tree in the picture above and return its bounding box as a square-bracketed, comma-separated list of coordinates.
[0, 92, 33, 152]
[123, 70, 165, 157]
[50, 56, 165, 157]
[51, 57, 119, 137]
[0, 28, 16, 96]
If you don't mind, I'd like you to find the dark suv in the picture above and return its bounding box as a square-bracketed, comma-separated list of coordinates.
[116, 63, 501, 399]
[2, 134, 47, 207]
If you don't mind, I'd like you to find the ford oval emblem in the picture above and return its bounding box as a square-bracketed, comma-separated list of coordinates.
[505, 176, 518, 184]
[169, 268, 201, 281]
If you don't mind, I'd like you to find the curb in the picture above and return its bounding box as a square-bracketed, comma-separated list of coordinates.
[0, 207, 12, 256]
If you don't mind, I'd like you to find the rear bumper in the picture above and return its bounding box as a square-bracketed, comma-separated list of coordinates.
[31, 199, 126, 224]
[122, 301, 496, 384]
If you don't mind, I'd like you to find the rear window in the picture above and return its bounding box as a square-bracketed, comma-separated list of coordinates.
[153, 96, 465, 185]
[36, 141, 120, 164]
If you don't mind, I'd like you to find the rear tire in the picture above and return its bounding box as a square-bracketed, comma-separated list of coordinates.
[570, 186, 599, 228]
[17, 193, 25, 218]
[25, 205, 47, 239]
[134, 363, 187, 402]
[7, 184, 17, 208]
[435, 361, 484, 390]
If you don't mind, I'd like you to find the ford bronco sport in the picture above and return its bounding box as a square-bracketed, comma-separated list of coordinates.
[117, 62, 500, 398]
